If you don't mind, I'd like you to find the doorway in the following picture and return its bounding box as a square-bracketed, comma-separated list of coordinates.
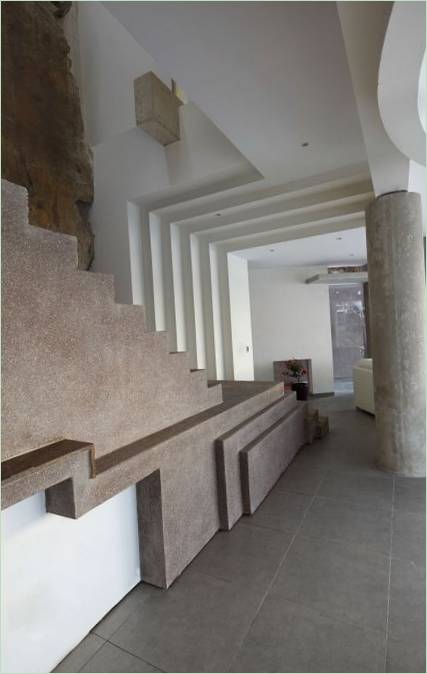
[329, 284, 367, 394]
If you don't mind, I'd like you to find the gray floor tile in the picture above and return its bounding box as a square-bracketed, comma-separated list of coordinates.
[189, 520, 292, 590]
[60, 402, 424, 674]
[273, 462, 326, 495]
[92, 584, 157, 640]
[300, 496, 392, 556]
[244, 489, 311, 534]
[81, 642, 162, 673]
[388, 558, 426, 641]
[394, 477, 426, 514]
[392, 510, 426, 566]
[293, 419, 381, 477]
[386, 635, 426, 673]
[317, 470, 393, 509]
[54, 634, 105, 672]
[230, 596, 386, 673]
[272, 534, 389, 631]
[109, 569, 260, 672]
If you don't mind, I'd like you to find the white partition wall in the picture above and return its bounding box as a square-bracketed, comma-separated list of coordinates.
[228, 254, 254, 381]
[249, 266, 334, 394]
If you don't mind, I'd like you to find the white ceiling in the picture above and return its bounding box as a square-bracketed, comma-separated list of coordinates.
[104, 1, 367, 183]
[235, 226, 367, 268]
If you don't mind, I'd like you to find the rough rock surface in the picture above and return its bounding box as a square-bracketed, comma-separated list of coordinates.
[1, 1, 94, 269]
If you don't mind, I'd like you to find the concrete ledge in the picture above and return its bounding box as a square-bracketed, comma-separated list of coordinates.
[2, 440, 95, 517]
[240, 404, 306, 515]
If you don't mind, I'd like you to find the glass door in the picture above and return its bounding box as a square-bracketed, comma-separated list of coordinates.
[329, 284, 367, 393]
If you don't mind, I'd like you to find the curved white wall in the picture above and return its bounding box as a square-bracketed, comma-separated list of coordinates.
[378, 1, 426, 166]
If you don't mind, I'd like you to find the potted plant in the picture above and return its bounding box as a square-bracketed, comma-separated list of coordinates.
[283, 359, 309, 401]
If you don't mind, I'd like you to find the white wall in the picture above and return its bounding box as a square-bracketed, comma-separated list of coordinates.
[77, 1, 170, 146]
[1, 488, 140, 673]
[228, 254, 254, 380]
[249, 266, 334, 394]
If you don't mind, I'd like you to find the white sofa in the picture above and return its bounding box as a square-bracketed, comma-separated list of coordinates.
[353, 358, 375, 414]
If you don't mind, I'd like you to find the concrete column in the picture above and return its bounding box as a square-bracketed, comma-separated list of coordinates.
[366, 191, 425, 476]
[363, 282, 371, 357]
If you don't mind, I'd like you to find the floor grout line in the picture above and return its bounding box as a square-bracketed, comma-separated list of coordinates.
[226, 467, 331, 672]
[74, 634, 106, 673]
[104, 639, 166, 672]
[266, 595, 388, 639]
[274, 487, 395, 511]
[383, 474, 396, 673]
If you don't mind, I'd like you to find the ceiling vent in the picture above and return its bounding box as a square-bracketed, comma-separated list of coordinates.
[305, 266, 368, 285]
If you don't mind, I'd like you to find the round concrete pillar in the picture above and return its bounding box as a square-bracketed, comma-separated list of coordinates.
[365, 191, 425, 476]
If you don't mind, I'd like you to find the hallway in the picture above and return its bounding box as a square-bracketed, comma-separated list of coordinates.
[55, 396, 425, 673]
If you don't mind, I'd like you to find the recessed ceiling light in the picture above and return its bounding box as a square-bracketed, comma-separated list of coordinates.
[215, 213, 221, 216]
[301, 141, 309, 147]
[269, 248, 275, 253]
[336, 237, 342, 241]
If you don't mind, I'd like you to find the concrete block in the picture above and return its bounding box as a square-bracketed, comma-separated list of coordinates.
[305, 408, 319, 444]
[315, 415, 330, 439]
[134, 71, 183, 146]
[240, 404, 306, 515]
[215, 393, 297, 530]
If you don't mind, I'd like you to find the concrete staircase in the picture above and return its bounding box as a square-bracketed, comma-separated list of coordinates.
[1, 179, 310, 589]
[1, 179, 222, 460]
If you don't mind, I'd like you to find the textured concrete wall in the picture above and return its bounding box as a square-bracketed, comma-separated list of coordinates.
[1, 1, 94, 268]
[2, 179, 308, 593]
[2, 374, 294, 589]
[366, 191, 425, 476]
[1, 180, 221, 460]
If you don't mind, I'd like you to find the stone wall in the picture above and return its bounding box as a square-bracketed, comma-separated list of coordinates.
[1, 1, 94, 268]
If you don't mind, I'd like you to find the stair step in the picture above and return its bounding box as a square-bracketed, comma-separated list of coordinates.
[114, 303, 146, 334]
[207, 383, 223, 406]
[73, 271, 116, 306]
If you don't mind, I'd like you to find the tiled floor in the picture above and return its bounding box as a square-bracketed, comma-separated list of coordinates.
[55, 395, 425, 673]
